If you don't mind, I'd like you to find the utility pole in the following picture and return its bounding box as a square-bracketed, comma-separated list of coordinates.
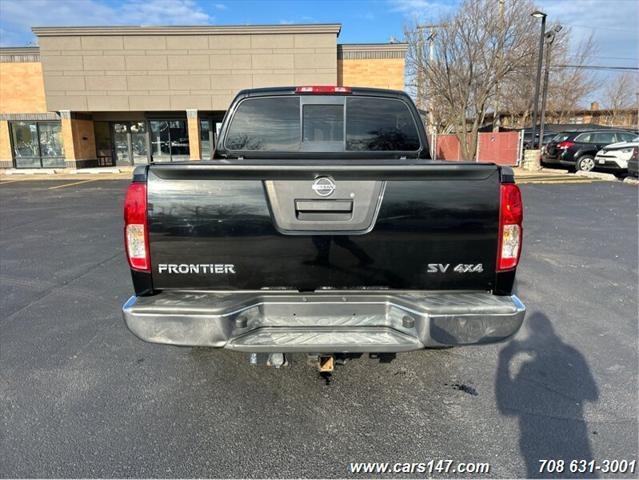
[538, 25, 562, 150]
[416, 24, 440, 156]
[493, 0, 505, 132]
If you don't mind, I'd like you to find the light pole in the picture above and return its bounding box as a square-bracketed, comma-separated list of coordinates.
[530, 10, 547, 150]
[538, 24, 562, 151]
[416, 25, 425, 111]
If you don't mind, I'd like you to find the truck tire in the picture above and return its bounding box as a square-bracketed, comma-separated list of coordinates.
[576, 155, 595, 172]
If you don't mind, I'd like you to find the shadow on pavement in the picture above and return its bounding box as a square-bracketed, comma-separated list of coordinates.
[496, 312, 599, 478]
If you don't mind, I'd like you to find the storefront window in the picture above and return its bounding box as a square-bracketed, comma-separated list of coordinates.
[10, 121, 65, 168]
[39, 123, 65, 167]
[11, 122, 39, 161]
[200, 119, 211, 159]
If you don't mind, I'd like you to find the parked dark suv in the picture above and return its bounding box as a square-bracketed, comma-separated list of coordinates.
[543, 129, 637, 172]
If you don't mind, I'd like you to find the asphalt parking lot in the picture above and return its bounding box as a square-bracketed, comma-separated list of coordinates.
[1, 178, 637, 478]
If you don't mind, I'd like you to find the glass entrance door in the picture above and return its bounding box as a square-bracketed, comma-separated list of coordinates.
[130, 121, 148, 165]
[169, 120, 189, 161]
[112, 123, 130, 165]
[112, 122, 149, 165]
[149, 119, 189, 162]
[150, 120, 171, 162]
[111, 120, 188, 164]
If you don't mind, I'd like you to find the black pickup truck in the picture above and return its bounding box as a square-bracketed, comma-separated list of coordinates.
[122, 86, 525, 370]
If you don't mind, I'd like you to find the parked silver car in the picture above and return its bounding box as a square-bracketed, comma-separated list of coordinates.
[595, 135, 639, 172]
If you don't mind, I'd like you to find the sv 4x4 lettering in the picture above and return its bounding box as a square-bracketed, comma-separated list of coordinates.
[427, 263, 484, 273]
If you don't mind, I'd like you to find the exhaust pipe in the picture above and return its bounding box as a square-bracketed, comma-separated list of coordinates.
[267, 352, 287, 368]
[249, 352, 288, 368]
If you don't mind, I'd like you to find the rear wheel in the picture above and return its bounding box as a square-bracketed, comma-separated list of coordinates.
[576, 155, 595, 172]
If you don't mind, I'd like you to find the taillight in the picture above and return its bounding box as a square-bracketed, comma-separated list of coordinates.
[558, 141, 575, 149]
[295, 86, 352, 94]
[124, 182, 150, 272]
[497, 184, 523, 271]
[632, 147, 638, 160]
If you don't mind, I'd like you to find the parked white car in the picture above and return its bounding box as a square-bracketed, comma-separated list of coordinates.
[595, 135, 639, 171]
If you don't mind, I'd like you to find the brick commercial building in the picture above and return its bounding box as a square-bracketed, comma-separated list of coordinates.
[0, 24, 407, 169]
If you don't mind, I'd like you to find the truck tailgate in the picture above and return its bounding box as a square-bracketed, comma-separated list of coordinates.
[146, 162, 502, 292]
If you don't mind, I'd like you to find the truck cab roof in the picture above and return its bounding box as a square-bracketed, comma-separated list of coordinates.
[235, 86, 411, 99]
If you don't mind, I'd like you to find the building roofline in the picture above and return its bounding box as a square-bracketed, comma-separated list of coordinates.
[0, 46, 40, 63]
[337, 43, 407, 60]
[0, 46, 40, 54]
[32, 24, 342, 37]
[338, 43, 408, 52]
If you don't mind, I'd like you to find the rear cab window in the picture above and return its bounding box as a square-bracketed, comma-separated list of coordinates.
[346, 97, 420, 151]
[222, 93, 422, 156]
[225, 97, 300, 151]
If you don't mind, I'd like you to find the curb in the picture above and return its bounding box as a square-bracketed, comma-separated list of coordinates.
[3, 169, 58, 175]
[574, 171, 619, 181]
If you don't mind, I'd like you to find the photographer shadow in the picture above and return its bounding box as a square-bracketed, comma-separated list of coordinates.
[496, 312, 599, 478]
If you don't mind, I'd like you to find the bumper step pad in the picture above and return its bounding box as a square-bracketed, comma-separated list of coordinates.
[228, 327, 423, 353]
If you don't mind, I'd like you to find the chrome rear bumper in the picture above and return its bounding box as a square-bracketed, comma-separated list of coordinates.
[122, 291, 525, 352]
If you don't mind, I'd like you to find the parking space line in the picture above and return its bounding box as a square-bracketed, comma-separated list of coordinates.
[47, 179, 99, 190]
[0, 179, 25, 185]
[517, 179, 595, 185]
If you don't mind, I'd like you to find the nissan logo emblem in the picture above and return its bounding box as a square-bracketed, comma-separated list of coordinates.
[312, 177, 336, 197]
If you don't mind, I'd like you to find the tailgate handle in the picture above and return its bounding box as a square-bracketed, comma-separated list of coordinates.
[295, 200, 353, 221]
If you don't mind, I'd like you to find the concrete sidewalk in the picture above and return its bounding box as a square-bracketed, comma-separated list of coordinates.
[0, 166, 133, 181]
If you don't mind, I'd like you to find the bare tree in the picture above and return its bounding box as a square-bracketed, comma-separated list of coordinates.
[406, 1, 601, 153]
[499, 27, 597, 127]
[544, 31, 598, 122]
[406, 0, 538, 160]
[603, 72, 639, 125]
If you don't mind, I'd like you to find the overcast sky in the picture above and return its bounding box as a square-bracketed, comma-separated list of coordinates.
[0, 0, 637, 102]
